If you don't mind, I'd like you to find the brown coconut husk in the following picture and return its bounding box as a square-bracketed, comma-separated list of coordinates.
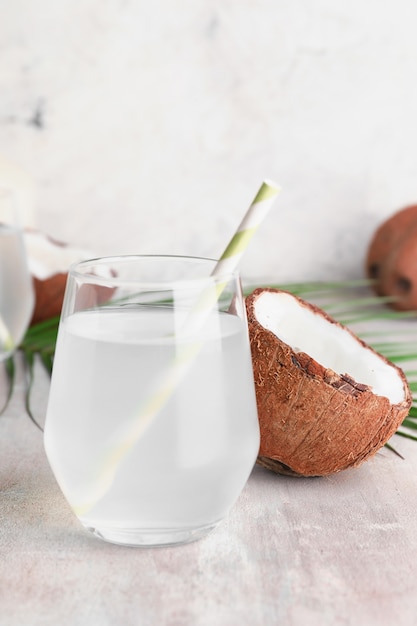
[366, 204, 417, 311]
[246, 287, 412, 477]
[32, 273, 67, 325]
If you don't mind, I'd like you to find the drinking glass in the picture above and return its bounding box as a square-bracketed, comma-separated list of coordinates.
[44, 255, 260, 547]
[0, 187, 34, 360]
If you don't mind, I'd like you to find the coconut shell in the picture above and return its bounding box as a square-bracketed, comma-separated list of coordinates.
[246, 288, 412, 477]
[31, 274, 67, 325]
[24, 229, 95, 326]
[366, 204, 417, 310]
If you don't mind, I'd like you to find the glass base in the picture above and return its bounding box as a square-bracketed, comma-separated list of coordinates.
[82, 520, 221, 548]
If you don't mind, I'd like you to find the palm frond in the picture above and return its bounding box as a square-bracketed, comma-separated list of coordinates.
[0, 315, 59, 426]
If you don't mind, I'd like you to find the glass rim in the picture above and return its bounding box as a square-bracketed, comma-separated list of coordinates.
[68, 254, 241, 289]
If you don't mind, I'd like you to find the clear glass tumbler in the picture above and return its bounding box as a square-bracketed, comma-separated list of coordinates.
[44, 255, 260, 547]
[0, 187, 34, 360]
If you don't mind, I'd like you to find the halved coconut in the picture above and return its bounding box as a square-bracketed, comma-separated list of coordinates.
[24, 229, 94, 325]
[246, 288, 412, 477]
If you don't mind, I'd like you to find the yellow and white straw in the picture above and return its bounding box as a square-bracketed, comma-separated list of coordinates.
[210, 179, 282, 280]
[73, 179, 281, 515]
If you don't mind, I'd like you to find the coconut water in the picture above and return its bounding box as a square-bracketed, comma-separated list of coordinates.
[44, 307, 260, 544]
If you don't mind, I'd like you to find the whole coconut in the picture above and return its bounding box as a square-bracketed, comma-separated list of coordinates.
[366, 204, 417, 310]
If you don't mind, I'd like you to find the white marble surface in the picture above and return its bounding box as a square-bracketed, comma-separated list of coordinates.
[2, 0, 417, 283]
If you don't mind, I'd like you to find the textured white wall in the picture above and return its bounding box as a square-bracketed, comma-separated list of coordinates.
[2, 0, 417, 284]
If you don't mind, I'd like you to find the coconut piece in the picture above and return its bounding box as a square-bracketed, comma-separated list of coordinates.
[366, 204, 417, 311]
[24, 229, 94, 325]
[246, 288, 412, 477]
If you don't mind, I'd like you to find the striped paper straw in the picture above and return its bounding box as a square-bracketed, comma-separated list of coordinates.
[73, 179, 281, 515]
[211, 179, 282, 279]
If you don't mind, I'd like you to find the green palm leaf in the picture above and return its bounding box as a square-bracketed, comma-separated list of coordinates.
[13, 316, 59, 428]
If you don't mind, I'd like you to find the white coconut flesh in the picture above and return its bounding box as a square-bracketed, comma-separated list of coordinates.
[24, 230, 94, 279]
[254, 290, 406, 405]
[23, 229, 96, 325]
